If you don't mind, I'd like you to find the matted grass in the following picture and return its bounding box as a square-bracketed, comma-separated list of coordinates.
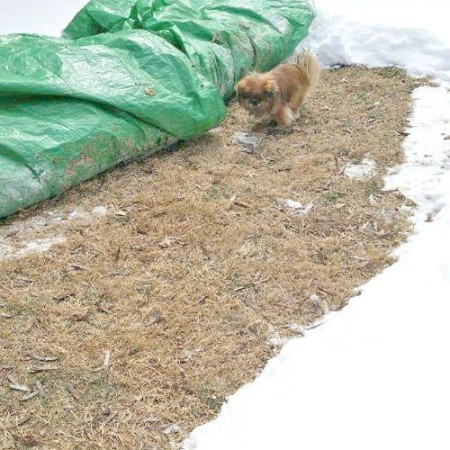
[0, 66, 416, 449]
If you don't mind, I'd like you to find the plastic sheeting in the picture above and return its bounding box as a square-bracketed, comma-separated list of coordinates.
[0, 0, 315, 218]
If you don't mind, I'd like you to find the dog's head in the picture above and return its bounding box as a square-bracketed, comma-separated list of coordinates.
[235, 74, 279, 117]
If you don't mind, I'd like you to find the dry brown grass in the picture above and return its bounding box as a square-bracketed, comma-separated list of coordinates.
[0, 66, 416, 449]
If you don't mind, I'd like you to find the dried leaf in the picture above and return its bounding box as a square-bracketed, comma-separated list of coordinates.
[233, 132, 263, 148]
[66, 385, 80, 401]
[96, 302, 114, 314]
[9, 383, 31, 392]
[21, 435, 40, 447]
[157, 236, 185, 248]
[179, 348, 201, 363]
[233, 199, 251, 208]
[368, 194, 378, 206]
[92, 350, 111, 372]
[18, 277, 34, 284]
[3, 228, 20, 238]
[157, 237, 173, 248]
[103, 350, 111, 369]
[19, 390, 39, 402]
[145, 416, 163, 431]
[147, 309, 163, 326]
[35, 381, 46, 398]
[0, 313, 12, 319]
[70, 264, 88, 271]
[8, 375, 30, 392]
[6, 416, 30, 429]
[71, 312, 91, 322]
[144, 416, 160, 424]
[317, 286, 336, 297]
[53, 292, 76, 302]
[26, 352, 59, 362]
[305, 319, 327, 330]
[28, 364, 59, 374]
[102, 411, 118, 425]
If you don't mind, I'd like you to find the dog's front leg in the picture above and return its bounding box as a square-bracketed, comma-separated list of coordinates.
[273, 106, 295, 128]
[251, 115, 271, 133]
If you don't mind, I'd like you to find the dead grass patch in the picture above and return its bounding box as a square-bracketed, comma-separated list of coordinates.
[0, 66, 415, 449]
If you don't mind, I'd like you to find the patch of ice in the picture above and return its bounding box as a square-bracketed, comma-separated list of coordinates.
[92, 205, 107, 216]
[343, 158, 377, 179]
[279, 199, 313, 215]
[267, 336, 288, 349]
[267, 325, 288, 349]
[0, 244, 12, 260]
[233, 132, 263, 149]
[1, 236, 66, 260]
[162, 423, 181, 435]
[15, 236, 67, 257]
[0, 205, 107, 261]
[287, 323, 305, 334]
[67, 206, 107, 220]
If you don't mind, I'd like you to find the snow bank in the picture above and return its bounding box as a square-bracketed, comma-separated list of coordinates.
[305, 0, 450, 83]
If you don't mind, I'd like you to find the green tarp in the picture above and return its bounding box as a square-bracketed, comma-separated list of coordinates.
[0, 0, 315, 219]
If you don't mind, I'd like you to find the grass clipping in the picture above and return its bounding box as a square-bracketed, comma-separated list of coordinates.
[0, 66, 416, 449]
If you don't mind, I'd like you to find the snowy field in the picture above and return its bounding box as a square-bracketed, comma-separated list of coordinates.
[1, 0, 449, 448]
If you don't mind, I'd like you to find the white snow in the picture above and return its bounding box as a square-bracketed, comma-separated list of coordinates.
[343, 158, 377, 179]
[267, 324, 289, 349]
[306, 0, 450, 83]
[278, 198, 313, 215]
[14, 236, 67, 257]
[1, 1, 450, 448]
[0, 0, 89, 37]
[184, 0, 450, 449]
[0, 206, 107, 260]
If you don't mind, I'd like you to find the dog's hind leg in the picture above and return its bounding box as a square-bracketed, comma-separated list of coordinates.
[289, 87, 309, 119]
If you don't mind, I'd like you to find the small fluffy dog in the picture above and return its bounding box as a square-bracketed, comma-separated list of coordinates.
[235, 51, 320, 132]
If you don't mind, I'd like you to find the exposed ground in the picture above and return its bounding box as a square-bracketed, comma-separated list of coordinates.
[0, 66, 416, 449]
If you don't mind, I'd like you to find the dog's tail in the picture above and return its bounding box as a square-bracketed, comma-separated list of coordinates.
[295, 51, 321, 94]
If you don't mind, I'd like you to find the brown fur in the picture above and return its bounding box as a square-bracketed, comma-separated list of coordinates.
[235, 51, 321, 132]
